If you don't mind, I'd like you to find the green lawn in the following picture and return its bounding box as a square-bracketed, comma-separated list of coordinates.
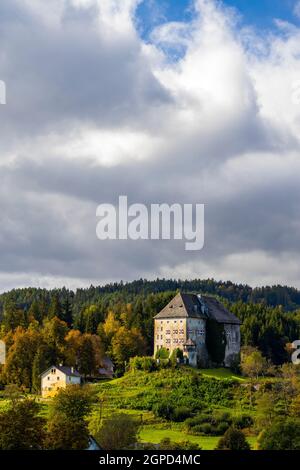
[200, 368, 245, 381]
[140, 426, 257, 450]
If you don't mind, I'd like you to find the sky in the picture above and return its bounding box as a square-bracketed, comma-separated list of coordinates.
[1, 0, 300, 292]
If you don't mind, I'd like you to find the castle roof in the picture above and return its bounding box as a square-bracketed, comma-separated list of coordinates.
[154, 292, 241, 325]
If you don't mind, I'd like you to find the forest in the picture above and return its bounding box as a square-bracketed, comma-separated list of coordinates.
[0, 278, 299, 390]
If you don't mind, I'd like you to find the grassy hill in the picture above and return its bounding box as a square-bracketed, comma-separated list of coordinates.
[90, 366, 258, 449]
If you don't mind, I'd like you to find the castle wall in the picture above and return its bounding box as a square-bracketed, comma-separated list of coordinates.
[224, 324, 241, 367]
[187, 318, 208, 366]
[154, 318, 187, 354]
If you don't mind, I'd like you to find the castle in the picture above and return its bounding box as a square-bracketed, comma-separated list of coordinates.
[154, 292, 241, 367]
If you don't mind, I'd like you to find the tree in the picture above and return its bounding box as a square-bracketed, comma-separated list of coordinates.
[3, 326, 41, 390]
[48, 294, 63, 320]
[78, 334, 96, 378]
[45, 415, 89, 450]
[3, 301, 27, 332]
[241, 347, 267, 379]
[0, 399, 45, 449]
[62, 296, 73, 327]
[96, 413, 140, 450]
[50, 385, 92, 420]
[256, 392, 277, 428]
[32, 345, 50, 393]
[111, 326, 146, 370]
[216, 426, 250, 450]
[45, 385, 92, 450]
[42, 316, 68, 364]
[258, 418, 300, 450]
[64, 329, 82, 367]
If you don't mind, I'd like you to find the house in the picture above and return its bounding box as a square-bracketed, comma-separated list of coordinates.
[98, 356, 114, 379]
[154, 292, 241, 367]
[41, 365, 81, 398]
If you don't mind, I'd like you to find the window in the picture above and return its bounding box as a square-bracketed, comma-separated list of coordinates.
[47, 377, 50, 381]
[179, 329, 184, 334]
[161, 335, 163, 340]
[57, 377, 60, 380]
[166, 330, 171, 335]
[166, 339, 171, 344]
[173, 329, 178, 334]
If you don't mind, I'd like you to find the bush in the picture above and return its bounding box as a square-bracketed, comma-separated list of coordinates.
[159, 438, 201, 450]
[171, 406, 192, 422]
[129, 357, 158, 373]
[155, 348, 170, 360]
[233, 414, 253, 429]
[216, 422, 230, 435]
[153, 402, 174, 420]
[258, 418, 300, 450]
[216, 427, 250, 450]
[96, 413, 140, 450]
[200, 423, 212, 435]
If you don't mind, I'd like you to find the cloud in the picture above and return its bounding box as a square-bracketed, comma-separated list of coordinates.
[294, 1, 300, 19]
[0, 0, 300, 291]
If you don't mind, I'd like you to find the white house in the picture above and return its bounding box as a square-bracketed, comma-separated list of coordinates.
[41, 365, 81, 398]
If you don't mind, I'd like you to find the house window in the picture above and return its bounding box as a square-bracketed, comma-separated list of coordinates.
[57, 377, 60, 380]
[47, 377, 50, 380]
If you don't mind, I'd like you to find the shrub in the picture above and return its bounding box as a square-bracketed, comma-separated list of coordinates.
[153, 402, 174, 420]
[200, 423, 212, 435]
[155, 348, 169, 360]
[258, 418, 300, 450]
[129, 357, 158, 373]
[96, 414, 140, 450]
[233, 414, 253, 429]
[216, 422, 230, 435]
[171, 406, 192, 422]
[216, 427, 250, 450]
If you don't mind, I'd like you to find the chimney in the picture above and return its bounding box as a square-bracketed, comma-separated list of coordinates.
[71, 367, 74, 374]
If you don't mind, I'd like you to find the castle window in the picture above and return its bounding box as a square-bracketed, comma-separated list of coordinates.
[173, 329, 178, 334]
[166, 330, 171, 335]
[173, 339, 178, 343]
[179, 329, 184, 334]
[166, 339, 171, 344]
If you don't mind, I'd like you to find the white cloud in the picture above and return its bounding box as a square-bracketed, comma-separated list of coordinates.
[1, 0, 300, 290]
[294, 1, 300, 19]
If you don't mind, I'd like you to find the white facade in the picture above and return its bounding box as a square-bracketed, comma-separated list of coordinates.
[41, 366, 81, 397]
